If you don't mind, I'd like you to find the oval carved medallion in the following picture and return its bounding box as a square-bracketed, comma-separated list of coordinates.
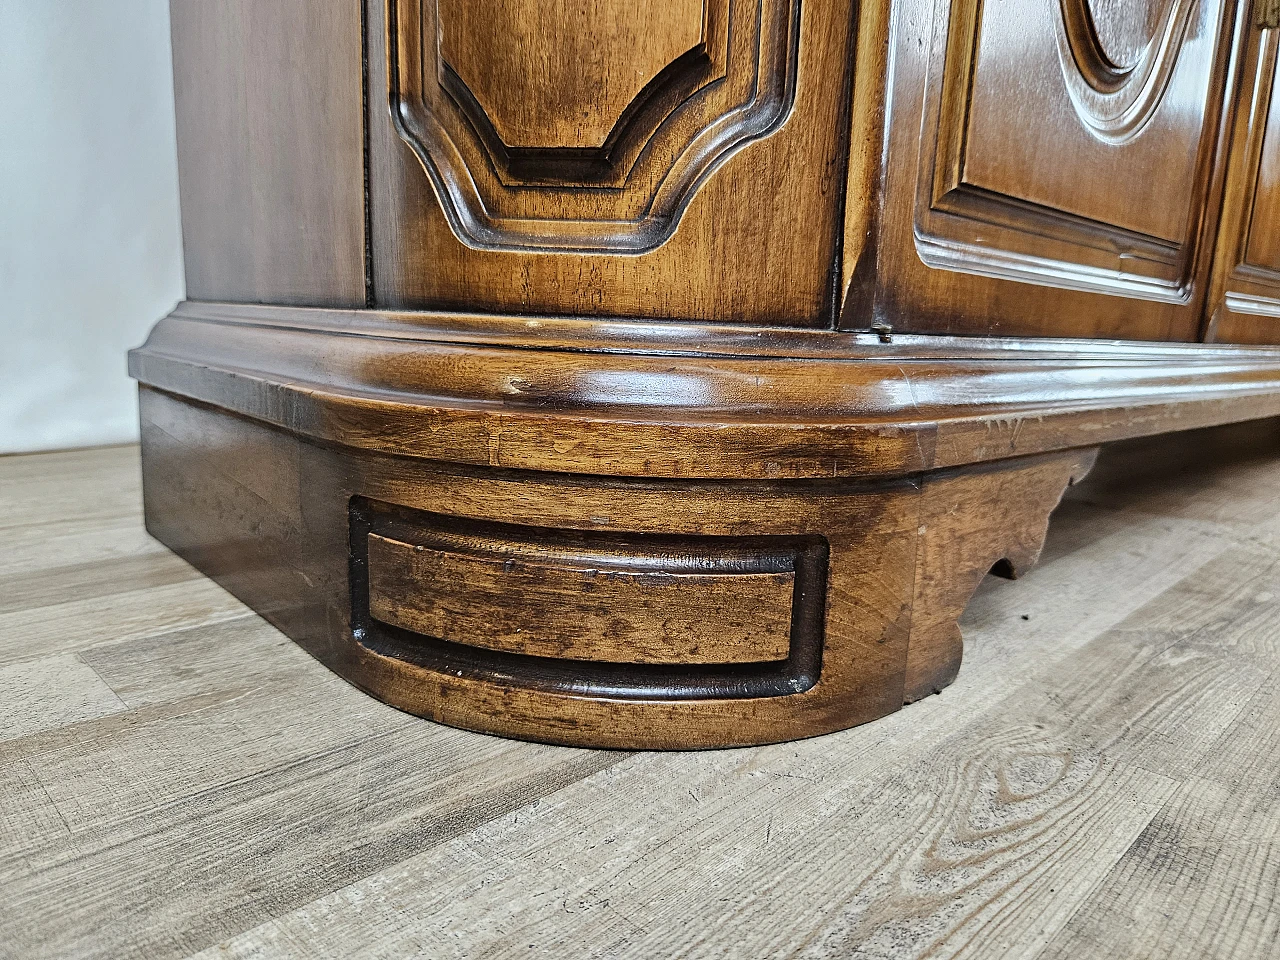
[1053, 0, 1197, 144]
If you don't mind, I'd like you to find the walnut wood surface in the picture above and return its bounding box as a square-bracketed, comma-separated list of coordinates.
[437, 0, 705, 151]
[131, 301, 1280, 480]
[130, 303, 1280, 746]
[364, 525, 797, 665]
[960, 0, 1208, 241]
[163, 0, 1280, 338]
[905, 450, 1099, 700]
[369, 0, 856, 323]
[7, 430, 1280, 956]
[169, 0, 367, 306]
[139, 388, 908, 748]
[858, 0, 1243, 340]
[1207, 22, 1280, 343]
[137, 387, 1117, 749]
[141, 0, 1280, 748]
[388, 0, 801, 254]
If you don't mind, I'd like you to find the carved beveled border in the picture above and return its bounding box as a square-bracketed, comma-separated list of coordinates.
[436, 0, 731, 185]
[131, 300, 1280, 480]
[387, 0, 801, 253]
[914, 0, 1237, 303]
[1053, 0, 1197, 145]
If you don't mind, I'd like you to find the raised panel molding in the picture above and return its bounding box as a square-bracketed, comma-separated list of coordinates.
[1244, 48, 1280, 272]
[389, 0, 800, 253]
[1207, 25, 1280, 343]
[1055, 0, 1196, 145]
[915, 0, 1235, 302]
[352, 499, 828, 694]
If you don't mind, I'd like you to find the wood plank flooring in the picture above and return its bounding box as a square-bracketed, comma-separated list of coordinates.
[2, 422, 1279, 959]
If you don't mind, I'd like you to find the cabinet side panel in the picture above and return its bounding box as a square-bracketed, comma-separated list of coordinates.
[170, 0, 367, 306]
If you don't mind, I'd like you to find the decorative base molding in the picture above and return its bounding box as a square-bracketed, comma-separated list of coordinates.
[904, 451, 1097, 701]
[130, 303, 1280, 748]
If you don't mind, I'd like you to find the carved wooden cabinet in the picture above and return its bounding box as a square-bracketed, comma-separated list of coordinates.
[133, 0, 1280, 748]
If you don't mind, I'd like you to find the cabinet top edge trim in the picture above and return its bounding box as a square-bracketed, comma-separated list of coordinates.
[130, 302, 1280, 481]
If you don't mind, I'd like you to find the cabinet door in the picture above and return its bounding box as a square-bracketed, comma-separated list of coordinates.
[861, 0, 1241, 340]
[1207, 23, 1280, 343]
[367, 0, 859, 327]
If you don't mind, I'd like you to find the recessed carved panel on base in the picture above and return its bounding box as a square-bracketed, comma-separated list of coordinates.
[352, 499, 829, 696]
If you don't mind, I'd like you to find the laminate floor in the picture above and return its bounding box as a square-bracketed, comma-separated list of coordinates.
[2, 421, 1279, 959]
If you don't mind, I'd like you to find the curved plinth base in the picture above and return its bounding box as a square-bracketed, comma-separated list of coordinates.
[130, 303, 1280, 748]
[137, 388, 1093, 748]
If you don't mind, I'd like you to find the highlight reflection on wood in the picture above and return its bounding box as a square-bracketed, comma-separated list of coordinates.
[391, 0, 800, 250]
[438, 0, 706, 149]
[1208, 22, 1280, 344]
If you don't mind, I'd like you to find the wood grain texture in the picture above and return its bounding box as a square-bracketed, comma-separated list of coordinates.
[1035, 535, 1280, 960]
[169, 0, 366, 306]
[0, 655, 126, 741]
[389, 0, 801, 254]
[370, 0, 856, 323]
[5, 424, 1280, 956]
[437, 0, 706, 150]
[130, 384, 1120, 749]
[130, 301, 1280, 481]
[854, 0, 1241, 340]
[365, 527, 796, 665]
[136, 387, 914, 749]
[960, 0, 1208, 239]
[1206, 23, 1280, 344]
[904, 449, 1099, 701]
[1246, 76, 1280, 270]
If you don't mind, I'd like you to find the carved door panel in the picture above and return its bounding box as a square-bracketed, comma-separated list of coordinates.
[863, 0, 1241, 340]
[1207, 21, 1280, 343]
[369, 0, 858, 326]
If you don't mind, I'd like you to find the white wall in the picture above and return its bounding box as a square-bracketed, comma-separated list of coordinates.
[0, 0, 184, 453]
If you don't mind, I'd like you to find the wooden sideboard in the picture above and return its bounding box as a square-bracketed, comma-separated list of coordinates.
[132, 0, 1280, 748]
